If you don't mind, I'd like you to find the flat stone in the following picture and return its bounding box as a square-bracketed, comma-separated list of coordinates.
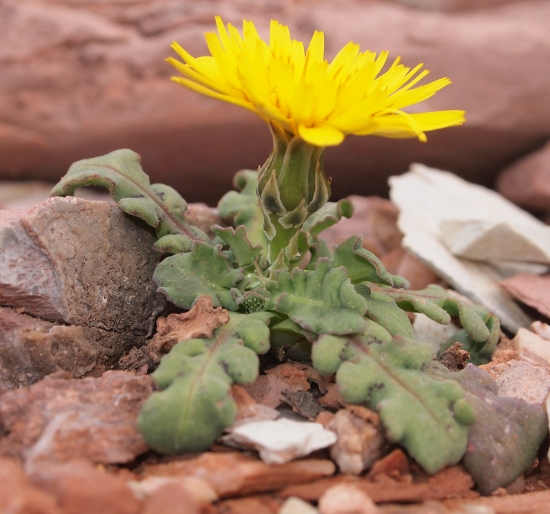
[0, 371, 152, 464]
[141, 451, 336, 498]
[390, 164, 538, 333]
[0, 307, 139, 390]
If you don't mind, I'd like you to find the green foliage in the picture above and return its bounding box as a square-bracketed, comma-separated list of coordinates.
[138, 312, 271, 454]
[51, 149, 208, 252]
[265, 259, 368, 335]
[333, 236, 410, 288]
[313, 335, 475, 474]
[154, 241, 243, 310]
[52, 152, 537, 489]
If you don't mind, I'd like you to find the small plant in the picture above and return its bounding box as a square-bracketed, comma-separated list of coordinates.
[51, 17, 546, 489]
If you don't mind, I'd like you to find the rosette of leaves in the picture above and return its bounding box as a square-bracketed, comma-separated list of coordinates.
[51, 151, 502, 477]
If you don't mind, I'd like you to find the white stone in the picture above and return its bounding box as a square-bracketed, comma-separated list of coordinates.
[228, 419, 337, 465]
[512, 328, 550, 365]
[413, 313, 459, 356]
[531, 321, 550, 342]
[279, 497, 319, 514]
[389, 164, 541, 332]
[318, 484, 380, 514]
[496, 361, 550, 404]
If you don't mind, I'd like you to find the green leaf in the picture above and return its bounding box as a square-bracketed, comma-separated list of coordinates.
[355, 285, 415, 338]
[217, 170, 268, 254]
[430, 364, 548, 494]
[312, 334, 474, 474]
[301, 199, 354, 245]
[138, 312, 271, 454]
[211, 225, 263, 268]
[51, 149, 209, 252]
[154, 241, 243, 310]
[265, 259, 368, 336]
[369, 284, 499, 362]
[333, 236, 409, 288]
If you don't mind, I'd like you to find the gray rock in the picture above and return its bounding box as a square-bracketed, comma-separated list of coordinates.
[497, 361, 550, 405]
[0, 197, 166, 389]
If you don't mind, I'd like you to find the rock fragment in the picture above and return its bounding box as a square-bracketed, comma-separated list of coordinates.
[28, 459, 142, 514]
[327, 407, 387, 475]
[496, 361, 550, 405]
[0, 457, 61, 514]
[228, 419, 337, 465]
[141, 451, 336, 497]
[319, 484, 380, 514]
[0, 197, 166, 389]
[499, 273, 550, 319]
[0, 371, 152, 464]
[0, 307, 141, 390]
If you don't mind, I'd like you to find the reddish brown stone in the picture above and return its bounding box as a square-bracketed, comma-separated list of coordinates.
[217, 495, 283, 514]
[0, 457, 61, 514]
[141, 452, 335, 497]
[497, 140, 550, 212]
[0, 307, 143, 390]
[28, 460, 142, 514]
[265, 363, 310, 393]
[1, 1, 549, 202]
[321, 196, 402, 257]
[0, 371, 152, 464]
[138, 482, 198, 514]
[242, 375, 289, 410]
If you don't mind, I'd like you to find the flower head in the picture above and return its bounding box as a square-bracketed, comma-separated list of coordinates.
[167, 17, 464, 147]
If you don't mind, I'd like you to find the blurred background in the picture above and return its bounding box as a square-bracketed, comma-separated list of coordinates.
[1, 0, 549, 206]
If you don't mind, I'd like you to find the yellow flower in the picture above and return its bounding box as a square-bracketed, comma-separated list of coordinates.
[167, 17, 464, 147]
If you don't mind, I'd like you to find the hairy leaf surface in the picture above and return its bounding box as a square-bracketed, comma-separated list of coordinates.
[51, 149, 208, 252]
[138, 312, 271, 454]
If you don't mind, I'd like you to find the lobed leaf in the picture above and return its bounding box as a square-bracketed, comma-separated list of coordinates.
[138, 312, 271, 454]
[154, 241, 243, 310]
[312, 334, 474, 474]
[333, 236, 410, 288]
[265, 258, 368, 336]
[51, 149, 208, 251]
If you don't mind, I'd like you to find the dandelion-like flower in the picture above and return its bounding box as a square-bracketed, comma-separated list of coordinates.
[167, 17, 464, 147]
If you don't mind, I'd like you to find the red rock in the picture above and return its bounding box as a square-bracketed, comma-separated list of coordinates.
[392, 0, 524, 10]
[140, 451, 335, 497]
[1, 1, 550, 202]
[139, 482, 198, 514]
[321, 196, 402, 257]
[0, 457, 61, 514]
[242, 375, 290, 409]
[265, 363, 310, 393]
[217, 495, 283, 514]
[497, 140, 550, 212]
[499, 273, 550, 318]
[28, 460, 142, 514]
[0, 371, 152, 464]
[0, 307, 144, 391]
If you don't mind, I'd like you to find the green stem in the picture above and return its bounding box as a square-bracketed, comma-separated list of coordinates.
[257, 123, 330, 267]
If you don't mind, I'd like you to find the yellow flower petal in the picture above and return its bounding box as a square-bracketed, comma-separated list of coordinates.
[298, 125, 345, 146]
[167, 17, 465, 148]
